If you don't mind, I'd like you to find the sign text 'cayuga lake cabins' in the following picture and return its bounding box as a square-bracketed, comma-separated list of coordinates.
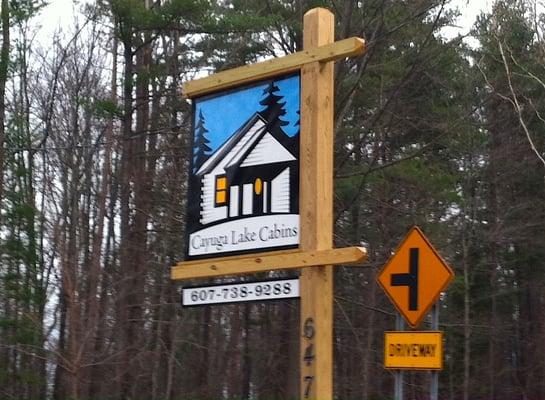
[185, 73, 300, 259]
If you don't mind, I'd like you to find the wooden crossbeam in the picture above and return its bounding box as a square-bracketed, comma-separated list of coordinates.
[182, 37, 365, 98]
[170, 246, 367, 280]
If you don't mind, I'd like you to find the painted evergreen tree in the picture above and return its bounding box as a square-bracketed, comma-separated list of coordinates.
[259, 81, 289, 126]
[193, 110, 212, 171]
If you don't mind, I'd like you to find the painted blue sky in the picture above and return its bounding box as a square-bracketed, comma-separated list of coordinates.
[194, 74, 300, 154]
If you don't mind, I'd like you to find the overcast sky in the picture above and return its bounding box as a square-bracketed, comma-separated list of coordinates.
[36, 0, 492, 45]
[35, 0, 78, 38]
[442, 0, 493, 44]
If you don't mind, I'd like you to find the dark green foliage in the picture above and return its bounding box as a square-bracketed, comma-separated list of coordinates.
[93, 98, 124, 119]
[259, 82, 289, 127]
[10, 0, 47, 23]
[193, 110, 211, 171]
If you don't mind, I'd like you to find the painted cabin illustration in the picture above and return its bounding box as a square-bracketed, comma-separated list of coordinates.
[195, 112, 299, 226]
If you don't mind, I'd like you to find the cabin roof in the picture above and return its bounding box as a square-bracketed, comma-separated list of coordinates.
[196, 113, 266, 176]
[196, 112, 297, 176]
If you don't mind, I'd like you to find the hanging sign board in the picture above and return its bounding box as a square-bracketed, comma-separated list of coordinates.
[185, 73, 301, 260]
[384, 331, 443, 370]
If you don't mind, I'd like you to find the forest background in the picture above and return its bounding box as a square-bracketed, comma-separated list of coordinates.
[0, 0, 544, 399]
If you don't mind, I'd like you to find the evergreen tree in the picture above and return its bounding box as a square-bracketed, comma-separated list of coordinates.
[259, 81, 289, 127]
[471, 3, 545, 398]
[193, 110, 212, 171]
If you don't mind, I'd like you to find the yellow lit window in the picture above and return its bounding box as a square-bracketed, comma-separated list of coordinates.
[254, 178, 262, 195]
[216, 190, 226, 204]
[216, 177, 226, 190]
[215, 175, 227, 206]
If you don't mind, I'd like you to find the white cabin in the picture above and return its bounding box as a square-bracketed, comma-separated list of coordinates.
[196, 113, 297, 225]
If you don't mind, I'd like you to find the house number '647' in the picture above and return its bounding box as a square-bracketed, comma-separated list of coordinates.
[303, 318, 315, 398]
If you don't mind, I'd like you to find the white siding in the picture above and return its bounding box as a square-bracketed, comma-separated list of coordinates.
[263, 182, 268, 213]
[242, 184, 253, 215]
[229, 186, 239, 218]
[199, 175, 227, 224]
[271, 167, 290, 213]
[240, 133, 296, 167]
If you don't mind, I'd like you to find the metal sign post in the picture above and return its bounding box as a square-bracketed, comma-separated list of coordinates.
[430, 303, 439, 400]
[395, 314, 405, 400]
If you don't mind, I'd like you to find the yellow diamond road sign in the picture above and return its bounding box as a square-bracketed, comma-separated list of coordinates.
[377, 226, 454, 328]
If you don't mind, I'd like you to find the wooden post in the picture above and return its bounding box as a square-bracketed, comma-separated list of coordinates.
[300, 8, 335, 400]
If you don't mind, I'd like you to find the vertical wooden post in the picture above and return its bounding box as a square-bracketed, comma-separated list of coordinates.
[300, 7, 335, 400]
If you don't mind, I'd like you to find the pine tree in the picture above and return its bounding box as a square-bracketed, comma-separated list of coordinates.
[193, 110, 212, 171]
[259, 81, 289, 127]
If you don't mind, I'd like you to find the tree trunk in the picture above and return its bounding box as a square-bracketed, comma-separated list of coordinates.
[117, 22, 134, 397]
[0, 0, 9, 205]
[86, 29, 118, 398]
[462, 232, 471, 400]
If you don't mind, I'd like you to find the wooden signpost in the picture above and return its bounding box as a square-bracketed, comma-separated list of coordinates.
[171, 7, 367, 400]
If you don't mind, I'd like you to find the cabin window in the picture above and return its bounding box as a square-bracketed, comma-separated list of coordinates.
[254, 178, 262, 195]
[215, 175, 227, 206]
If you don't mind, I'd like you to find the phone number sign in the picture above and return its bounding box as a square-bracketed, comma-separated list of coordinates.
[182, 278, 299, 306]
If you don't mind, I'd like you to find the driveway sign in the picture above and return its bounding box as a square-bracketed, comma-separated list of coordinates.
[377, 227, 454, 328]
[384, 331, 443, 370]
